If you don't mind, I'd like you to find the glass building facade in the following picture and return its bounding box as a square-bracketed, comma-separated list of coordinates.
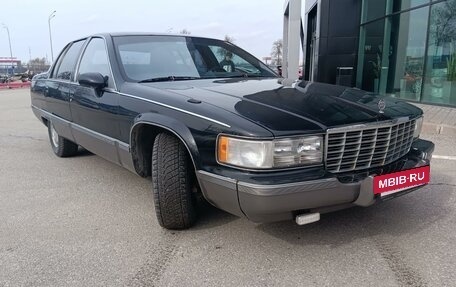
[356, 0, 456, 106]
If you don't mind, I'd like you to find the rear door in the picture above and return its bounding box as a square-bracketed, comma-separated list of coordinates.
[44, 40, 85, 140]
[70, 37, 120, 163]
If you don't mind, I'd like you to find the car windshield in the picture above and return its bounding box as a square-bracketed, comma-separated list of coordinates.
[113, 35, 277, 82]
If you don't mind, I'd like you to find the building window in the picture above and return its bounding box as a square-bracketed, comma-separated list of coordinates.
[361, 0, 431, 24]
[387, 7, 429, 101]
[358, 0, 456, 106]
[357, 20, 386, 92]
[357, 6, 429, 101]
[361, 0, 388, 23]
[422, 0, 456, 105]
[393, 0, 430, 12]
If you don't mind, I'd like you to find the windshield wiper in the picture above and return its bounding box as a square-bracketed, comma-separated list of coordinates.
[224, 74, 269, 78]
[138, 76, 200, 83]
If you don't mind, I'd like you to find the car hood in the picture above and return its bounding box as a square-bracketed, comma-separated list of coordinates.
[141, 78, 422, 136]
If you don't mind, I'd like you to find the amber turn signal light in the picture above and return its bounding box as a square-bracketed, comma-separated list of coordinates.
[218, 136, 229, 162]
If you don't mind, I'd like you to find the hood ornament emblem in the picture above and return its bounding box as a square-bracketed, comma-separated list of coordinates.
[377, 99, 386, 114]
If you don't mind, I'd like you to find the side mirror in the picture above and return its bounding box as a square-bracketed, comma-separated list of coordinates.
[78, 72, 107, 91]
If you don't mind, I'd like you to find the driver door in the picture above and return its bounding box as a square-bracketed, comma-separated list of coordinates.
[70, 37, 120, 163]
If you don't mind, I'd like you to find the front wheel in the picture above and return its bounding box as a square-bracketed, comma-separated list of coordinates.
[152, 133, 197, 229]
[47, 122, 79, 157]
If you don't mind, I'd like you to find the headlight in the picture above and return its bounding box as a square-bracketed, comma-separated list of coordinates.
[414, 116, 423, 138]
[217, 135, 323, 169]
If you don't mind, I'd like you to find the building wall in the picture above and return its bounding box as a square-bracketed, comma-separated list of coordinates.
[304, 0, 362, 86]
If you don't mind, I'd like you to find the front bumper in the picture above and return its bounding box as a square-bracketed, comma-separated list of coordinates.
[196, 139, 434, 223]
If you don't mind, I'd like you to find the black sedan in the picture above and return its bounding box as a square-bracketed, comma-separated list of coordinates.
[31, 33, 434, 229]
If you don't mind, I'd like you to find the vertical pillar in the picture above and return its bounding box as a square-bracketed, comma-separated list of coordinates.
[283, 0, 302, 81]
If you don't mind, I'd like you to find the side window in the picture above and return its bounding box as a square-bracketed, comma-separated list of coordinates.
[77, 38, 114, 87]
[53, 40, 84, 80]
[208, 46, 261, 74]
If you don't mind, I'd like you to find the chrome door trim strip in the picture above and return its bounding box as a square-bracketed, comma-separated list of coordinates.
[113, 91, 231, 128]
[31, 105, 129, 147]
[72, 122, 117, 145]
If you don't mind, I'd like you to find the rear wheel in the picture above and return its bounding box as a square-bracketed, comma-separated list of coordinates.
[47, 122, 79, 157]
[152, 133, 197, 229]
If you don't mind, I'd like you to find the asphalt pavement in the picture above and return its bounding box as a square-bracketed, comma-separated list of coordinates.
[1, 89, 455, 287]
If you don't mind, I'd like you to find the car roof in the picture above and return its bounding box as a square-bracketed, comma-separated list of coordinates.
[73, 32, 224, 43]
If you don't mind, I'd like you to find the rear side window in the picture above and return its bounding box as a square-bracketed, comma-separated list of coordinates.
[53, 40, 84, 81]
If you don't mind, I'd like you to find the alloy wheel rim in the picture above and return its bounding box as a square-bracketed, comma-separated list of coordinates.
[50, 124, 59, 147]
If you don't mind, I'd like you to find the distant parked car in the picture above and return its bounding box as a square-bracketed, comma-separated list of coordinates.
[31, 33, 433, 229]
[267, 64, 281, 76]
[268, 65, 302, 79]
[0, 74, 9, 83]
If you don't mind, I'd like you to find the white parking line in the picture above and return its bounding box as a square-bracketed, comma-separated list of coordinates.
[433, 155, 456, 161]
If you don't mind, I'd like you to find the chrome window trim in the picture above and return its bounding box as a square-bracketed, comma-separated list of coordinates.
[74, 36, 118, 91]
[72, 39, 89, 82]
[49, 42, 71, 79]
[46, 78, 83, 86]
[51, 40, 87, 82]
[113, 91, 231, 128]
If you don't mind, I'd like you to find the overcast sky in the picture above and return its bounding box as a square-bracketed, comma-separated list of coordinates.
[0, 0, 285, 63]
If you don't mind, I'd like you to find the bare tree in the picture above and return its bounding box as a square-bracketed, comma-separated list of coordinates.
[271, 39, 283, 66]
[179, 29, 191, 35]
[28, 57, 48, 73]
[218, 35, 236, 58]
[429, 1, 456, 50]
[224, 35, 235, 44]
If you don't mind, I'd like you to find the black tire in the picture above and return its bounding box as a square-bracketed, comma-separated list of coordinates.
[152, 133, 197, 229]
[48, 122, 79, 157]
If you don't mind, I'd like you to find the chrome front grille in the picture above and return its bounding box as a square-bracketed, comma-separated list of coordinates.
[325, 119, 416, 173]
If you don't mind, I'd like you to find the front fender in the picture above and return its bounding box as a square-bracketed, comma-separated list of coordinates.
[130, 112, 201, 171]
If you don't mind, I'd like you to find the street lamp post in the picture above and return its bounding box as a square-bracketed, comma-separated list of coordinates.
[1, 23, 14, 77]
[48, 10, 56, 62]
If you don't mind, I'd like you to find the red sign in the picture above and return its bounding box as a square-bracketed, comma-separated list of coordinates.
[373, 165, 430, 195]
[0, 59, 20, 63]
[0, 82, 31, 89]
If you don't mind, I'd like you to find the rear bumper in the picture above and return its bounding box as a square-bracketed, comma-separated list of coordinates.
[196, 139, 434, 223]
